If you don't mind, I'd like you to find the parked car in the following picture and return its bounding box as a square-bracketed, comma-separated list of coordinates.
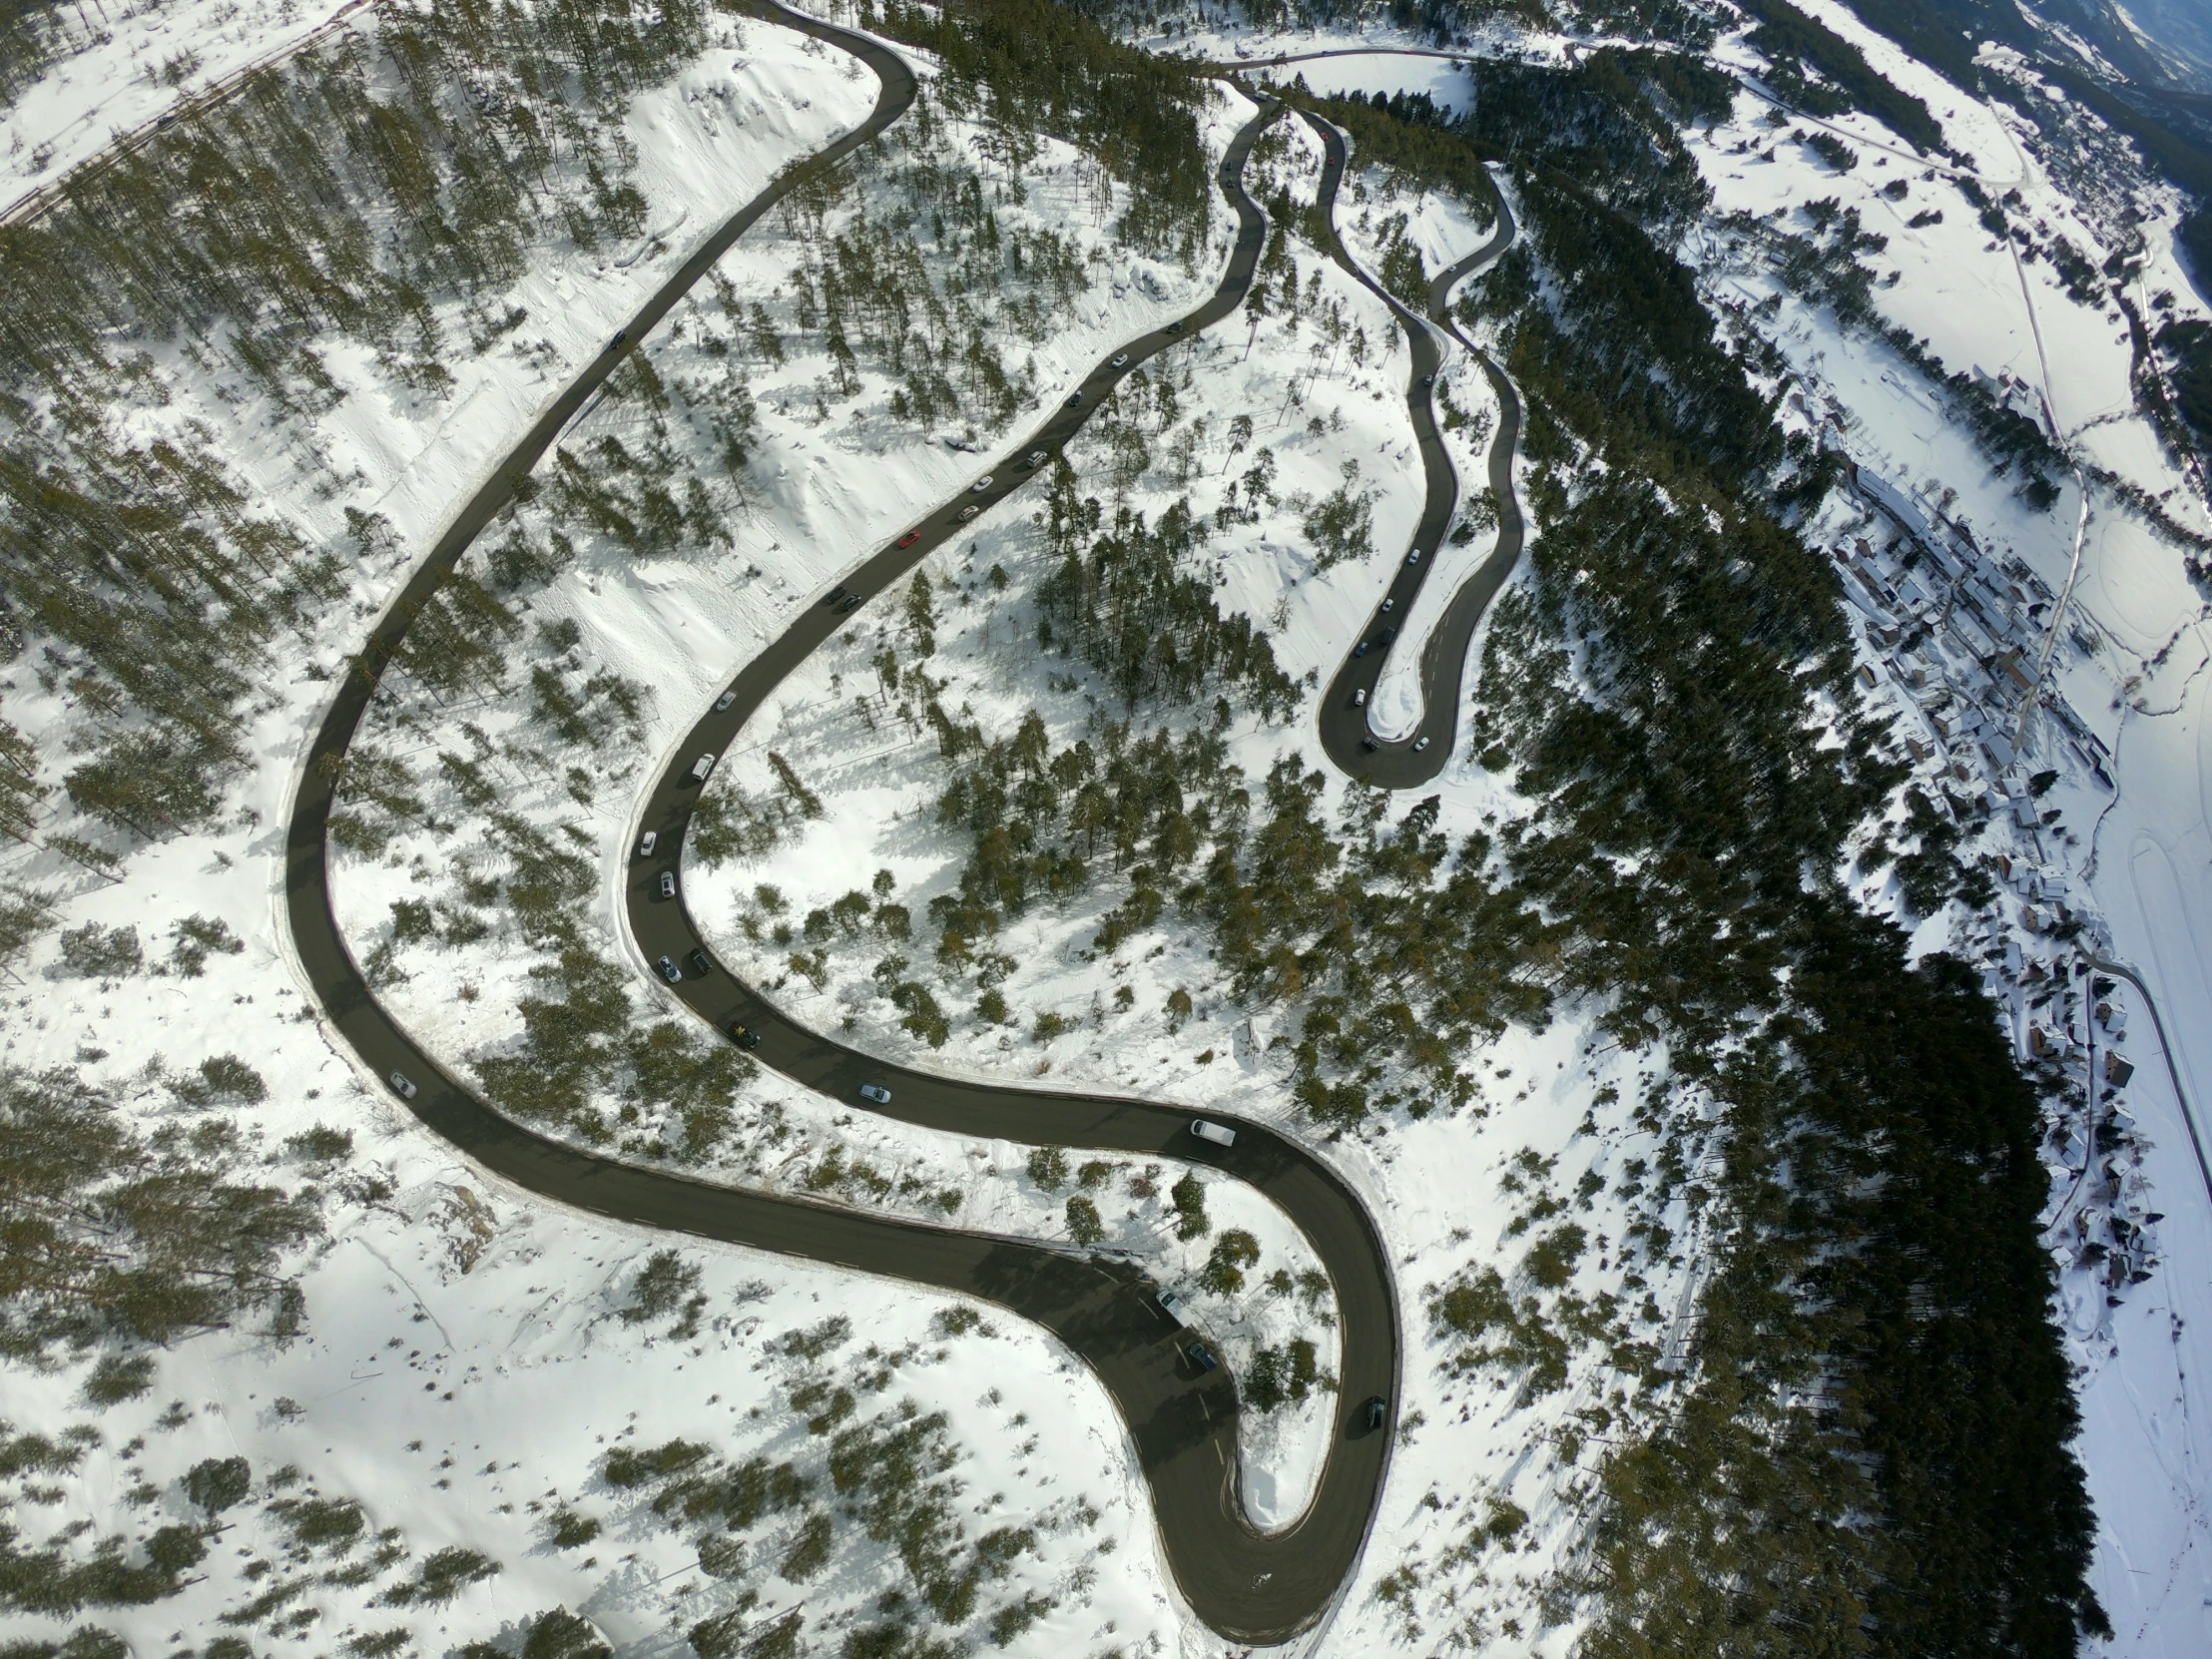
[1019, 449, 1048, 469]
[1361, 738, 1380, 753]
[1166, 319, 1185, 334]
[970, 475, 994, 493]
[1406, 548, 1421, 565]
[957, 504, 980, 522]
[1186, 1341, 1218, 1372]
[715, 689, 737, 711]
[658, 870, 677, 899]
[1353, 640, 1369, 659]
[688, 948, 711, 977]
[1419, 374, 1433, 388]
[1377, 626, 1396, 647]
[689, 753, 716, 782]
[1352, 688, 1367, 708]
[1110, 352, 1129, 368]
[826, 585, 847, 607]
[1412, 736, 1430, 753]
[656, 954, 683, 983]
[897, 530, 921, 548]
[1380, 596, 1394, 613]
[1064, 391, 1084, 408]
[608, 328, 628, 350]
[1362, 1393, 1389, 1429]
[859, 1082, 892, 1105]
[732, 1023, 764, 1050]
[637, 830, 658, 857]
[836, 593, 861, 613]
[1158, 1289, 1189, 1324]
[1191, 1119, 1236, 1148]
[389, 1070, 418, 1100]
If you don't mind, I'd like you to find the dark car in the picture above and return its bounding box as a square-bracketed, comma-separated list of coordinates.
[655, 954, 683, 983]
[1419, 374, 1433, 388]
[836, 593, 861, 613]
[688, 948, 711, 977]
[1353, 640, 1369, 659]
[1064, 390, 1083, 408]
[1362, 1393, 1388, 1430]
[732, 1023, 764, 1050]
[826, 585, 847, 607]
[608, 328, 628, 350]
[1376, 626, 1396, 648]
[1186, 1341, 1218, 1373]
[658, 870, 677, 900]
[1166, 319, 1185, 334]
[1361, 738, 1379, 753]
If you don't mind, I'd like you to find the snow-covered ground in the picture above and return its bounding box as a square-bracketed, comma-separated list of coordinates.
[0, 0, 363, 217]
[1676, 29, 2212, 1651]
[12, 2, 2212, 1653]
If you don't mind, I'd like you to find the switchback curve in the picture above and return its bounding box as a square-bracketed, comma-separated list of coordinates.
[1295, 110, 1528, 787]
[285, 14, 1394, 1641]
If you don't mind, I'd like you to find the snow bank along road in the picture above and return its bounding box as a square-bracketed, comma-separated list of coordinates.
[286, 5, 1418, 1643]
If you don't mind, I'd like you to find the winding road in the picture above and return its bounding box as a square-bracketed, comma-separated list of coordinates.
[1291, 108, 1527, 785]
[276, 3, 1553, 1640]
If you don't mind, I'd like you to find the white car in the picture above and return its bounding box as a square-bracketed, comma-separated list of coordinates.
[689, 753, 716, 782]
[714, 689, 737, 711]
[637, 830, 657, 857]
[970, 475, 994, 493]
[859, 1082, 892, 1105]
[1191, 1119, 1236, 1148]
[388, 1071, 418, 1100]
[1352, 689, 1367, 709]
[1157, 1289, 1189, 1323]
[1412, 736, 1430, 752]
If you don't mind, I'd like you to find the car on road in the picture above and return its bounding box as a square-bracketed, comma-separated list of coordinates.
[688, 948, 711, 977]
[1362, 1393, 1389, 1429]
[1064, 391, 1083, 408]
[1351, 688, 1367, 708]
[1419, 374, 1433, 388]
[836, 593, 861, 613]
[732, 1023, 764, 1050]
[1157, 1289, 1190, 1324]
[1186, 1341, 1218, 1372]
[1191, 1119, 1236, 1148]
[1110, 352, 1129, 367]
[826, 585, 847, 607]
[1376, 626, 1396, 648]
[689, 753, 716, 782]
[1166, 319, 1185, 334]
[637, 830, 658, 857]
[389, 1071, 418, 1100]
[608, 329, 628, 350]
[1019, 450, 1047, 470]
[859, 1082, 892, 1104]
[1406, 548, 1421, 565]
[896, 530, 920, 548]
[1353, 640, 1370, 659]
[957, 504, 980, 522]
[970, 475, 994, 493]
[715, 689, 737, 711]
[1412, 736, 1430, 753]
[1361, 738, 1379, 753]
[658, 870, 677, 899]
[656, 954, 683, 983]
[1380, 596, 1394, 613]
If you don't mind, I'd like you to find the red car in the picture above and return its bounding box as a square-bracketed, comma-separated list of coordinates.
[896, 530, 920, 549]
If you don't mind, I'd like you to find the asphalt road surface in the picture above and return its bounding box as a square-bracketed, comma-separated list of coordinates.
[1296, 110, 1528, 788]
[286, 14, 1396, 1641]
